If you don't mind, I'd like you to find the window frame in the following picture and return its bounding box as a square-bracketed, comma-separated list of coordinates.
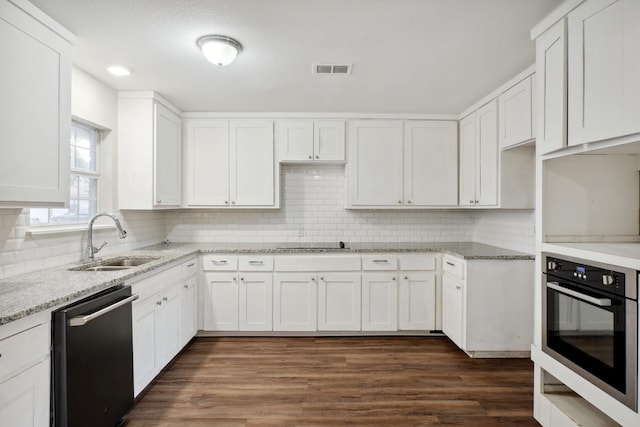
[29, 120, 102, 228]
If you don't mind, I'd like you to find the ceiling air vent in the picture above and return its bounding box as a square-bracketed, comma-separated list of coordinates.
[313, 64, 352, 75]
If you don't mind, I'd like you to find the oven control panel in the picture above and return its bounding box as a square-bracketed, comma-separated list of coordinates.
[544, 254, 628, 298]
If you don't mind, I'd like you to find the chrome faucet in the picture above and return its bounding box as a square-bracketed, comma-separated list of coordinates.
[85, 213, 128, 261]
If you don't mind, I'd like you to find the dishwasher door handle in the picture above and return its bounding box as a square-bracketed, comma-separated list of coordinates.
[69, 294, 139, 327]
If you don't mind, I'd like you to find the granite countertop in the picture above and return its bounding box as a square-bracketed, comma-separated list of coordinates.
[0, 242, 533, 326]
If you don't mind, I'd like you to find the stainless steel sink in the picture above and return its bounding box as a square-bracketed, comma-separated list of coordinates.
[69, 256, 160, 271]
[101, 258, 158, 267]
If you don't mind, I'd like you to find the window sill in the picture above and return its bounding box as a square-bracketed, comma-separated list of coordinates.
[27, 223, 116, 236]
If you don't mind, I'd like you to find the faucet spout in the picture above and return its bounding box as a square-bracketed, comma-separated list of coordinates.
[86, 213, 128, 261]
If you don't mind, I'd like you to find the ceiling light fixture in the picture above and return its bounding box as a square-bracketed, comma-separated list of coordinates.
[196, 35, 242, 66]
[105, 64, 133, 77]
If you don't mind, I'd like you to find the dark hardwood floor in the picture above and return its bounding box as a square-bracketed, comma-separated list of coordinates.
[124, 336, 538, 426]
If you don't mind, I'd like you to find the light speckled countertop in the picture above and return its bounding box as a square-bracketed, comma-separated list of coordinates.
[0, 242, 532, 325]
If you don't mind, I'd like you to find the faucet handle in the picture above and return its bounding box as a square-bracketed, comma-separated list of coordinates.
[94, 241, 108, 254]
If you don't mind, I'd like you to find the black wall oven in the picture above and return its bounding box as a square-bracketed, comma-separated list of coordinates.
[542, 252, 638, 411]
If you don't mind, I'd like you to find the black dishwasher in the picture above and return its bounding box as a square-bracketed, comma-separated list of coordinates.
[52, 285, 138, 427]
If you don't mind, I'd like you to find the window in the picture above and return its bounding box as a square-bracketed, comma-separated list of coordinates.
[30, 122, 100, 225]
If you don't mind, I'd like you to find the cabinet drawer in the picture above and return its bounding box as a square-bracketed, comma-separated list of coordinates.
[362, 255, 398, 271]
[239, 256, 273, 271]
[443, 255, 465, 280]
[201, 255, 238, 271]
[181, 258, 198, 278]
[131, 265, 182, 302]
[398, 254, 436, 271]
[274, 256, 360, 272]
[0, 323, 49, 381]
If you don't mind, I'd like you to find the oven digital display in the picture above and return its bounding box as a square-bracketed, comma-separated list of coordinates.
[576, 266, 586, 274]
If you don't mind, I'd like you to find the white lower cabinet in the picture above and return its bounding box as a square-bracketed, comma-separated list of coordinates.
[317, 273, 361, 331]
[361, 273, 398, 331]
[273, 273, 317, 331]
[131, 258, 198, 397]
[442, 272, 464, 348]
[203, 273, 239, 331]
[239, 273, 273, 331]
[0, 359, 49, 427]
[441, 254, 534, 356]
[399, 272, 436, 331]
[0, 317, 50, 427]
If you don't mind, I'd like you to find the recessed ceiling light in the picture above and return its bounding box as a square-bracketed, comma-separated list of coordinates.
[196, 35, 242, 66]
[105, 64, 133, 77]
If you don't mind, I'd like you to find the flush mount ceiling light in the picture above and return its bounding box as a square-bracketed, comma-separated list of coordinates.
[196, 35, 243, 66]
[105, 64, 133, 77]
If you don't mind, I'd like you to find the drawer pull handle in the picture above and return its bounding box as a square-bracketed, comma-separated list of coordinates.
[446, 262, 455, 266]
[373, 260, 389, 263]
[248, 261, 264, 265]
[212, 260, 228, 264]
[187, 263, 196, 267]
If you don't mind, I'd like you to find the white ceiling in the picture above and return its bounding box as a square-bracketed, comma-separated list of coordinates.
[30, 0, 560, 114]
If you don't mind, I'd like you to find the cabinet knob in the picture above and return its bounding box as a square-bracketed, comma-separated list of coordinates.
[475, 200, 479, 204]
[163, 297, 168, 301]
[404, 276, 408, 280]
[320, 276, 324, 281]
[225, 201, 229, 205]
[456, 286, 461, 290]
[183, 284, 189, 289]
[469, 200, 474, 204]
[156, 200, 162, 204]
[392, 277, 396, 281]
[398, 200, 402, 204]
[240, 277, 245, 281]
[231, 201, 235, 205]
[315, 155, 319, 159]
[311, 277, 315, 281]
[233, 277, 237, 282]
[156, 301, 162, 306]
[407, 200, 412, 204]
[308, 155, 313, 159]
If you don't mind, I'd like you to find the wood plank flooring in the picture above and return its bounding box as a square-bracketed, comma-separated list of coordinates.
[123, 337, 538, 426]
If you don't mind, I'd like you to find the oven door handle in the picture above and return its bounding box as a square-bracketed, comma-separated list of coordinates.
[547, 282, 612, 307]
[69, 294, 139, 327]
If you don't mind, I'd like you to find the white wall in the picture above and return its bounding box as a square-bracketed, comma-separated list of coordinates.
[473, 210, 535, 253]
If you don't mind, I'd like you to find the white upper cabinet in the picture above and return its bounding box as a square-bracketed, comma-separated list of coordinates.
[459, 100, 498, 207]
[346, 120, 458, 208]
[277, 120, 345, 162]
[403, 121, 458, 207]
[567, 0, 640, 146]
[185, 119, 277, 208]
[118, 92, 182, 209]
[535, 19, 567, 155]
[0, 0, 73, 207]
[498, 75, 535, 149]
[346, 120, 404, 207]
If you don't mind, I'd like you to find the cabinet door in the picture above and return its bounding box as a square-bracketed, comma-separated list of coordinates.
[132, 297, 159, 396]
[476, 100, 498, 206]
[157, 284, 181, 367]
[361, 273, 398, 331]
[154, 102, 181, 206]
[239, 273, 273, 331]
[277, 120, 314, 161]
[568, 0, 640, 145]
[536, 19, 567, 155]
[230, 120, 274, 206]
[0, 2, 71, 207]
[442, 274, 464, 349]
[180, 276, 198, 346]
[498, 76, 533, 149]
[273, 274, 317, 331]
[0, 358, 49, 427]
[203, 273, 239, 331]
[317, 273, 361, 331]
[404, 121, 458, 206]
[347, 120, 403, 207]
[459, 114, 477, 206]
[314, 120, 345, 161]
[398, 272, 436, 331]
[185, 119, 230, 206]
